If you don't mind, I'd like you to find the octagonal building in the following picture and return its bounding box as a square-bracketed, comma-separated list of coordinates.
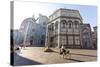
[45, 8, 83, 48]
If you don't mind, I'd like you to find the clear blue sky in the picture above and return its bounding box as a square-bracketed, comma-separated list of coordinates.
[14, 1, 97, 31]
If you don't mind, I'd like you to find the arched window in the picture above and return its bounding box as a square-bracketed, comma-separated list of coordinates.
[51, 23, 54, 31]
[68, 20, 72, 28]
[61, 20, 66, 28]
[82, 28, 89, 39]
[74, 21, 79, 28]
[55, 21, 58, 29]
[69, 23, 71, 28]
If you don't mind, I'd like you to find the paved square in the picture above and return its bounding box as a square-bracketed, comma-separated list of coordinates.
[14, 47, 97, 66]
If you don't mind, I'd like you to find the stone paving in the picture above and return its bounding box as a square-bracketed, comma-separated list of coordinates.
[14, 47, 97, 66]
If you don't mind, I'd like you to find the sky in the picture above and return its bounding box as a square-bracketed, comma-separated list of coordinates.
[14, 1, 97, 31]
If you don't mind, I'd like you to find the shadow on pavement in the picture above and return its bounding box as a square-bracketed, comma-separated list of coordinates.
[65, 58, 85, 62]
[14, 53, 42, 66]
[71, 53, 97, 57]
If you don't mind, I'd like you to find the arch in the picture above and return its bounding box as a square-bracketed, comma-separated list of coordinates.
[55, 21, 58, 29]
[68, 20, 72, 23]
[74, 20, 79, 23]
[74, 20, 79, 28]
[82, 28, 89, 33]
[82, 28, 89, 39]
[61, 20, 67, 28]
[68, 20, 72, 28]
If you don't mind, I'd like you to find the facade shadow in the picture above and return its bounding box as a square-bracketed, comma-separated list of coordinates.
[13, 53, 42, 66]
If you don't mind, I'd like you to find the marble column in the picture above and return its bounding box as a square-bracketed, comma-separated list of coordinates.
[58, 21, 61, 48]
[54, 22, 56, 47]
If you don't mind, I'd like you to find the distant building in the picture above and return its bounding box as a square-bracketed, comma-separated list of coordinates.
[92, 26, 97, 49]
[93, 26, 97, 32]
[81, 24, 93, 48]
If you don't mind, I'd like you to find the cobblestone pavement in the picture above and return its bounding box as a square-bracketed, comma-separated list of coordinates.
[14, 47, 97, 66]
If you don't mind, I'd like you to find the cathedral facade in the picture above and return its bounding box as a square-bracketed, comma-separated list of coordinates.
[19, 14, 48, 47]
